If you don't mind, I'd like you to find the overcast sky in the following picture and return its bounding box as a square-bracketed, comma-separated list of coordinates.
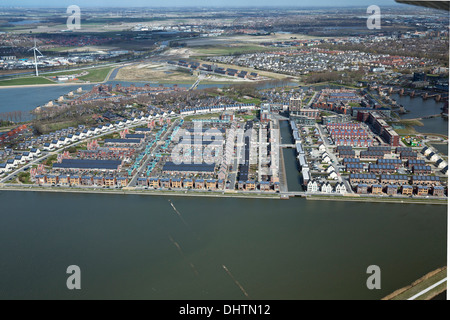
[0, 0, 399, 7]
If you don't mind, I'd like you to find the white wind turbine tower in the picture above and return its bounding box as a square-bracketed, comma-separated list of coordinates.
[29, 39, 43, 76]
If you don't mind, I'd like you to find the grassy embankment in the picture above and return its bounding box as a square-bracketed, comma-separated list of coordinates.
[382, 267, 447, 300]
[0, 77, 55, 86]
[0, 66, 115, 87]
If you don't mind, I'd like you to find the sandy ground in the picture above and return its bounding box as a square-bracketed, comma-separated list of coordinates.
[115, 63, 197, 82]
[115, 61, 268, 83]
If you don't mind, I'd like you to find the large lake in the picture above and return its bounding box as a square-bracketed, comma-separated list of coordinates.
[0, 190, 446, 299]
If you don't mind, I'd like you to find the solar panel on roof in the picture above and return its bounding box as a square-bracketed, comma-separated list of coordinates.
[53, 159, 122, 170]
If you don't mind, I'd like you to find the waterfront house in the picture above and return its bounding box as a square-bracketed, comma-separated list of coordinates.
[104, 176, 116, 187]
[59, 175, 70, 185]
[335, 182, 347, 194]
[70, 176, 81, 186]
[46, 175, 58, 185]
[206, 179, 217, 190]
[183, 178, 193, 189]
[245, 181, 256, 191]
[356, 184, 368, 194]
[81, 176, 93, 186]
[116, 177, 128, 187]
[171, 178, 183, 189]
[195, 179, 205, 190]
[401, 185, 413, 196]
[385, 185, 398, 195]
[416, 185, 429, 196]
[160, 178, 171, 189]
[260, 181, 271, 191]
[307, 180, 319, 193]
[371, 184, 383, 195]
[137, 177, 148, 187]
[93, 176, 104, 186]
[35, 175, 46, 185]
[149, 178, 160, 189]
[432, 186, 445, 197]
[321, 182, 333, 193]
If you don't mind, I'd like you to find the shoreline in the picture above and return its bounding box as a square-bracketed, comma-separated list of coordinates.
[0, 185, 447, 205]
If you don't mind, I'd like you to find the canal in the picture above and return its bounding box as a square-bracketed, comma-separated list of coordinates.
[280, 120, 303, 192]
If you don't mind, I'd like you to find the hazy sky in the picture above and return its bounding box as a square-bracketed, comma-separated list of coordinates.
[0, 0, 399, 7]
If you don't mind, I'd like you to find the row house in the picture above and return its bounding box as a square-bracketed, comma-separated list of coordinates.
[416, 185, 429, 196]
[346, 163, 365, 173]
[411, 175, 441, 187]
[349, 174, 378, 185]
[342, 158, 360, 164]
[339, 150, 356, 159]
[401, 185, 413, 195]
[360, 151, 385, 160]
[411, 165, 432, 175]
[400, 151, 418, 160]
[368, 164, 396, 174]
[376, 159, 402, 169]
[356, 184, 368, 194]
[406, 159, 426, 168]
[380, 174, 409, 186]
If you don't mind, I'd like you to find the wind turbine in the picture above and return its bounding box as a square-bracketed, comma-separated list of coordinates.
[29, 39, 43, 76]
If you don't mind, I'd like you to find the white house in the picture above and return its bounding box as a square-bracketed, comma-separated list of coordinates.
[328, 171, 338, 180]
[430, 154, 440, 162]
[30, 148, 41, 157]
[438, 160, 448, 169]
[22, 152, 33, 161]
[307, 180, 319, 193]
[0, 163, 8, 174]
[335, 182, 347, 194]
[43, 143, 54, 151]
[321, 182, 333, 193]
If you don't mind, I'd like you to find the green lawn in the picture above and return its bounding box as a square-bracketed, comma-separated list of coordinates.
[77, 67, 114, 82]
[0, 77, 55, 86]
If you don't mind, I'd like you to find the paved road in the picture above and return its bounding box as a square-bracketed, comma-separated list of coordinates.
[315, 123, 353, 193]
[127, 119, 179, 187]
